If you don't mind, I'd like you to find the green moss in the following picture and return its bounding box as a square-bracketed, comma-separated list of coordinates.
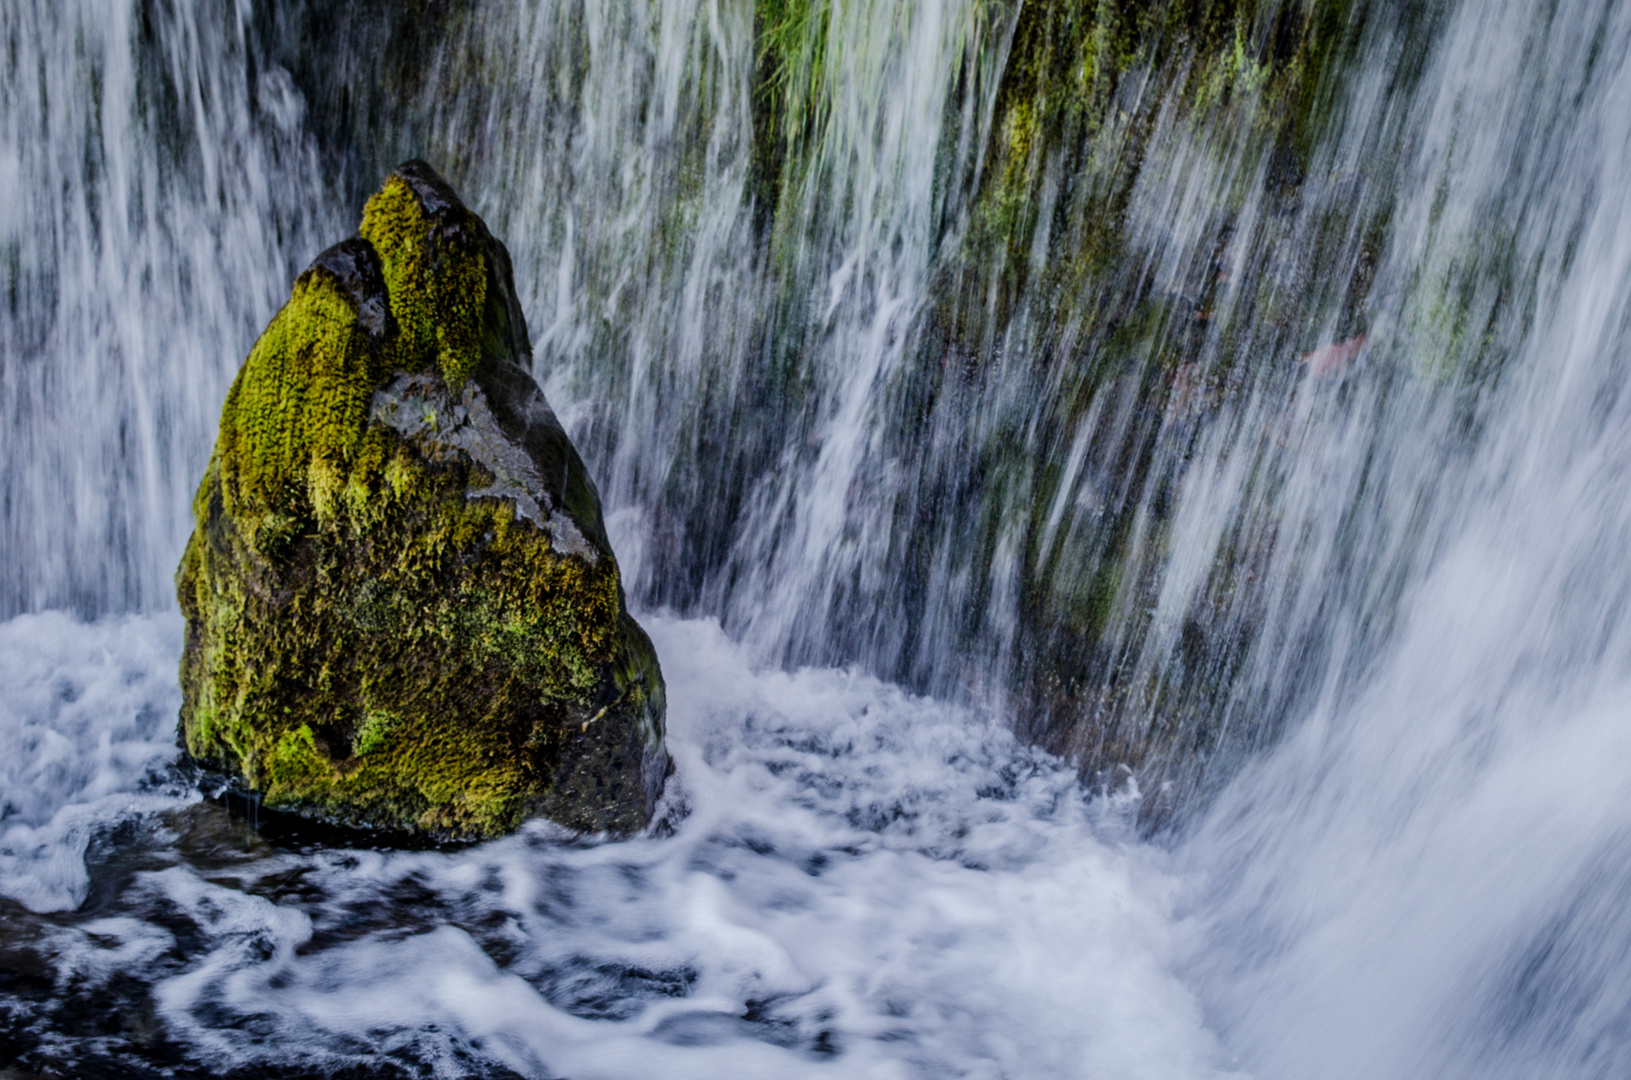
[215, 267, 385, 539]
[177, 164, 666, 841]
[353, 709, 402, 756]
[751, 0, 832, 233]
[212, 166, 495, 546]
[182, 393, 659, 838]
[360, 174, 488, 389]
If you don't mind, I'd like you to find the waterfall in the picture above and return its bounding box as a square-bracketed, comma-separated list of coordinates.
[0, 0, 1423, 797]
[1185, 2, 1631, 1075]
[0, 0, 342, 615]
[5, 0, 1631, 1075]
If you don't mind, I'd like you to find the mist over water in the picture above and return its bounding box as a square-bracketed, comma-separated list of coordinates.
[6, 0, 1631, 1076]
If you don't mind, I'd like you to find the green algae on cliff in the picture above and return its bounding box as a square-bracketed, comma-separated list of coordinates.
[177, 161, 667, 841]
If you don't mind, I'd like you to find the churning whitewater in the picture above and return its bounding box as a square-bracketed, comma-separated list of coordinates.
[8, 0, 1631, 1076]
[0, 610, 1233, 1078]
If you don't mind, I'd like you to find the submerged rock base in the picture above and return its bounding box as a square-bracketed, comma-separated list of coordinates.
[176, 161, 666, 841]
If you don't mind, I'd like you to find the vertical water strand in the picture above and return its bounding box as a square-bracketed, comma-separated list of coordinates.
[0, 0, 338, 617]
[1185, 1, 1631, 1076]
[416, 0, 761, 601]
[1055, 4, 1425, 798]
[422, 0, 992, 650]
[720, 0, 980, 662]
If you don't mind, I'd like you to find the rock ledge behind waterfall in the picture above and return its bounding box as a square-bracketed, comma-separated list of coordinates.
[176, 161, 667, 840]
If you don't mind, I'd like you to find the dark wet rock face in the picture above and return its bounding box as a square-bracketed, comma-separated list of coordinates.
[175, 160, 667, 841]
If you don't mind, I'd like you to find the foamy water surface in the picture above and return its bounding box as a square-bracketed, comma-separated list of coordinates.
[0, 612, 1235, 1079]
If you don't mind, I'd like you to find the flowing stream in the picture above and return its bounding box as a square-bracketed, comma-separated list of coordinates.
[5, 0, 1631, 1076]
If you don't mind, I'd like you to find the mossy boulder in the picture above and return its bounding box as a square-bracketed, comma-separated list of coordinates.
[176, 161, 667, 841]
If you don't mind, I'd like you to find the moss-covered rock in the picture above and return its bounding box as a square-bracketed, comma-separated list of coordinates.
[176, 161, 667, 841]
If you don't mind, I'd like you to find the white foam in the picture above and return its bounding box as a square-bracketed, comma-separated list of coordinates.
[0, 611, 189, 912]
[16, 612, 1241, 1078]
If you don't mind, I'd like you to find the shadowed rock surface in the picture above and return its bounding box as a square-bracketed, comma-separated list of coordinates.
[176, 160, 667, 841]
